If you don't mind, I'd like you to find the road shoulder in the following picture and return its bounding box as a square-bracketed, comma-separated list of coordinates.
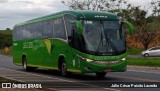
[128, 65, 160, 72]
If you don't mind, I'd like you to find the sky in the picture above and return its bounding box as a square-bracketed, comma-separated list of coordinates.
[0, 0, 152, 30]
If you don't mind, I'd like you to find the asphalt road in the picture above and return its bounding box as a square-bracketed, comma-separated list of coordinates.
[0, 55, 160, 91]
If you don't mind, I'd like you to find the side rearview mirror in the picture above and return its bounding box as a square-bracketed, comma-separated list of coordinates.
[122, 20, 135, 35]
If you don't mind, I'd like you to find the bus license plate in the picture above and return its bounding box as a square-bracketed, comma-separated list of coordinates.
[104, 69, 112, 72]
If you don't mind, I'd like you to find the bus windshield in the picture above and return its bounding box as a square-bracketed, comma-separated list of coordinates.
[82, 20, 125, 55]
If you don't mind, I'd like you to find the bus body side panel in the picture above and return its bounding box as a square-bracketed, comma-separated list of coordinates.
[51, 39, 71, 70]
[39, 39, 53, 67]
[13, 39, 48, 68]
[31, 39, 44, 66]
[66, 47, 82, 72]
[13, 40, 24, 65]
[23, 40, 35, 65]
[22, 39, 53, 68]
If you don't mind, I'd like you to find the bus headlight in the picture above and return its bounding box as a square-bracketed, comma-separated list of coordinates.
[86, 58, 94, 62]
[121, 58, 126, 61]
[76, 54, 94, 62]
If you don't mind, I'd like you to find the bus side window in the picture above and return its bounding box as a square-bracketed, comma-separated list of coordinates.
[64, 14, 76, 37]
[35, 22, 43, 39]
[26, 24, 34, 40]
[21, 25, 27, 40]
[19, 26, 25, 40]
[53, 17, 66, 40]
[13, 26, 19, 40]
[43, 21, 53, 38]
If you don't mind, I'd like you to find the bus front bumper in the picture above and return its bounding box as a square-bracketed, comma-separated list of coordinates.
[80, 60, 127, 73]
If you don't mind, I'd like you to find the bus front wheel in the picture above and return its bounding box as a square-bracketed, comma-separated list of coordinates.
[96, 72, 106, 78]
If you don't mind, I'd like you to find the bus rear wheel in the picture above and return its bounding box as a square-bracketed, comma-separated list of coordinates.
[96, 72, 106, 78]
[60, 60, 68, 76]
[22, 57, 36, 71]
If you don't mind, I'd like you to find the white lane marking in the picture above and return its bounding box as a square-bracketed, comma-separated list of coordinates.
[0, 67, 120, 91]
[0, 75, 25, 83]
[128, 70, 160, 74]
[0, 67, 73, 82]
[47, 88, 57, 91]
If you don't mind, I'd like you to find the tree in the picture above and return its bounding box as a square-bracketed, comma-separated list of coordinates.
[135, 21, 158, 50]
[131, 5, 159, 50]
[151, 0, 160, 16]
[62, 0, 129, 12]
[0, 34, 12, 48]
[6, 28, 11, 31]
[62, 0, 140, 21]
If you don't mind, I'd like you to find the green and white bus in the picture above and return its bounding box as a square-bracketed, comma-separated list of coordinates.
[13, 10, 134, 77]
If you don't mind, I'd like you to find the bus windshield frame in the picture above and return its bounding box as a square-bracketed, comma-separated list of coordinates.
[80, 20, 126, 56]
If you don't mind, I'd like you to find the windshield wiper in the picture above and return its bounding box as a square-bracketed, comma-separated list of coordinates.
[95, 22, 118, 55]
[95, 31, 118, 55]
[104, 32, 118, 54]
[95, 30, 103, 55]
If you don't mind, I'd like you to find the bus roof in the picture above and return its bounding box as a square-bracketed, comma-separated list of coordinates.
[15, 10, 119, 26]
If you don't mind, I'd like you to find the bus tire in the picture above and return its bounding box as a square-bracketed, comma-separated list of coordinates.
[96, 72, 106, 78]
[22, 57, 35, 71]
[60, 60, 68, 76]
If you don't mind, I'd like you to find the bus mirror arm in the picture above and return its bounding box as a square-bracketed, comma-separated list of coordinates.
[68, 36, 72, 46]
[68, 36, 72, 42]
[122, 20, 135, 35]
[70, 20, 83, 35]
[68, 26, 76, 46]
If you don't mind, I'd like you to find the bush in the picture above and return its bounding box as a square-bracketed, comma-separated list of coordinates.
[0, 33, 12, 49]
[127, 49, 143, 55]
[0, 47, 12, 55]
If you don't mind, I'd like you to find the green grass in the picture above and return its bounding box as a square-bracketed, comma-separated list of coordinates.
[127, 58, 160, 67]
[127, 49, 143, 55]
[0, 30, 12, 35]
